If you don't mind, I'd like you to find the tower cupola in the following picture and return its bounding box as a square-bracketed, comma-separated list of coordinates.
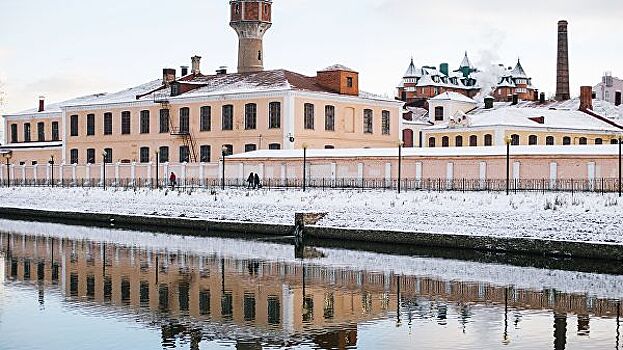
[229, 0, 272, 73]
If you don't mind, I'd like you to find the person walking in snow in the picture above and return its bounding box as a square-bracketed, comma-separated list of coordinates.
[169, 172, 177, 190]
[254, 173, 261, 189]
[247, 172, 254, 189]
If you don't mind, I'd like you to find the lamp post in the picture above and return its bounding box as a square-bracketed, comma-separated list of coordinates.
[397, 141, 404, 194]
[102, 150, 107, 190]
[221, 146, 227, 190]
[155, 151, 159, 190]
[49, 154, 55, 188]
[3, 151, 12, 187]
[505, 136, 512, 195]
[302, 143, 308, 192]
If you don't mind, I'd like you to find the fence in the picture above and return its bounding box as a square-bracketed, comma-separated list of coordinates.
[0, 177, 620, 194]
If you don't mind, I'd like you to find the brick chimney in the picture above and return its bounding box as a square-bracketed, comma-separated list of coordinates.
[555, 20, 571, 101]
[191, 56, 201, 75]
[484, 96, 494, 109]
[539, 92, 546, 104]
[162, 68, 176, 85]
[38, 96, 45, 112]
[579, 86, 593, 111]
[180, 66, 189, 76]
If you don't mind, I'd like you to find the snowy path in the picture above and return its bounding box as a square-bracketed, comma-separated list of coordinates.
[0, 187, 622, 244]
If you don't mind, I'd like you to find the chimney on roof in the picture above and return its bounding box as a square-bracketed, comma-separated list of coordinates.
[579, 86, 593, 111]
[216, 66, 228, 75]
[191, 56, 201, 75]
[180, 66, 189, 76]
[484, 96, 494, 109]
[539, 92, 546, 104]
[512, 94, 519, 105]
[162, 68, 176, 85]
[555, 20, 571, 101]
[439, 63, 449, 76]
[616, 91, 622, 106]
[38, 96, 45, 112]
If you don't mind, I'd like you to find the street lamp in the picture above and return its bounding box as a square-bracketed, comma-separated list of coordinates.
[2, 150, 12, 187]
[155, 151, 160, 190]
[221, 146, 228, 190]
[397, 141, 404, 194]
[49, 154, 55, 188]
[102, 150, 107, 190]
[505, 136, 512, 195]
[302, 143, 308, 192]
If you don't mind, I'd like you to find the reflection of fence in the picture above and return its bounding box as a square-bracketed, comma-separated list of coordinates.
[0, 176, 620, 194]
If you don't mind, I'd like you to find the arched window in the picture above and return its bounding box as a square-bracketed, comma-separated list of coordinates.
[442, 136, 449, 147]
[179, 107, 190, 133]
[140, 110, 150, 134]
[528, 135, 538, 145]
[200, 106, 211, 131]
[455, 135, 463, 147]
[563, 136, 571, 145]
[244, 103, 257, 130]
[579, 137, 587, 145]
[222, 105, 233, 131]
[428, 137, 436, 148]
[434, 106, 444, 121]
[269, 102, 281, 129]
[595, 138, 603, 145]
[511, 134, 520, 146]
[469, 135, 477, 147]
[546, 136, 555, 145]
[484, 134, 493, 146]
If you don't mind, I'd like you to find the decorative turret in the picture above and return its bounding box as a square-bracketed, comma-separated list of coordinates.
[229, 0, 272, 73]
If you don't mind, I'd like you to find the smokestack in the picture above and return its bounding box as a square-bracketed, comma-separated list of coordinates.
[539, 92, 546, 104]
[616, 91, 622, 106]
[579, 86, 593, 111]
[162, 68, 176, 85]
[191, 56, 201, 75]
[512, 94, 519, 105]
[38, 96, 45, 112]
[555, 20, 570, 101]
[484, 96, 494, 109]
[180, 66, 189, 76]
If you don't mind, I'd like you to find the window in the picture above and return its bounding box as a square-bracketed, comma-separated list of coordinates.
[104, 113, 113, 135]
[140, 110, 150, 134]
[103, 148, 113, 163]
[86, 148, 95, 164]
[245, 144, 257, 152]
[70, 115, 79, 136]
[434, 106, 444, 121]
[222, 144, 233, 156]
[222, 105, 233, 131]
[24, 123, 31, 142]
[528, 135, 538, 145]
[267, 296, 280, 325]
[121, 111, 131, 135]
[52, 122, 59, 141]
[324, 145, 335, 149]
[325, 105, 335, 131]
[269, 143, 281, 150]
[200, 106, 211, 131]
[469, 135, 477, 147]
[244, 293, 256, 322]
[269, 102, 281, 129]
[304, 103, 314, 130]
[613, 139, 620, 145]
[363, 109, 373, 134]
[139, 147, 150, 163]
[179, 146, 190, 163]
[511, 134, 520, 146]
[159, 109, 170, 133]
[428, 137, 436, 147]
[245, 103, 257, 130]
[200, 145, 211, 162]
[455, 135, 463, 147]
[180, 107, 190, 133]
[86, 114, 95, 136]
[579, 137, 587, 145]
[159, 146, 169, 163]
[70, 149, 79, 164]
[546, 136, 555, 145]
[484, 134, 493, 146]
[346, 77, 353, 88]
[10, 124, 18, 143]
[382, 111, 391, 135]
[563, 136, 571, 145]
[442, 136, 449, 147]
[595, 138, 603, 145]
[37, 122, 45, 142]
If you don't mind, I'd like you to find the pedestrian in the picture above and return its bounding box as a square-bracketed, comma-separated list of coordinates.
[254, 173, 261, 189]
[169, 172, 177, 190]
[247, 172, 254, 189]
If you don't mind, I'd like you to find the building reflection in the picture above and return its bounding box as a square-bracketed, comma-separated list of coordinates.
[1, 232, 622, 349]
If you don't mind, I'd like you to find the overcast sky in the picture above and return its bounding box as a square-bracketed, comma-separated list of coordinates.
[0, 0, 621, 115]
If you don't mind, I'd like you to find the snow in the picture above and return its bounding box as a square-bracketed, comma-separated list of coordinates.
[2, 218, 623, 299]
[429, 91, 477, 104]
[0, 187, 622, 245]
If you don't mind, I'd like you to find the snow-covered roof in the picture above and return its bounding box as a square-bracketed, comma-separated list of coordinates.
[429, 91, 477, 104]
[319, 64, 355, 72]
[459, 52, 473, 69]
[403, 58, 419, 78]
[510, 59, 528, 79]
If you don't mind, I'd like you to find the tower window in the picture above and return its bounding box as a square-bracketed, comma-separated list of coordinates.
[258, 50, 262, 61]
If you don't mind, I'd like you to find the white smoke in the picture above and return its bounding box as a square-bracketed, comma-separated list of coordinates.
[472, 49, 507, 102]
